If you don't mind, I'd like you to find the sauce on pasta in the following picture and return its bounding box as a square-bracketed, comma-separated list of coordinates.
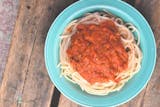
[67, 20, 128, 84]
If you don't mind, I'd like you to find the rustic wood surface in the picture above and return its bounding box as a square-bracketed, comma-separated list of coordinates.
[0, 0, 160, 107]
[0, 0, 55, 106]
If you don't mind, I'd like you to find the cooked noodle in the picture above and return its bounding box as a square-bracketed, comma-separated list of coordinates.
[59, 11, 142, 95]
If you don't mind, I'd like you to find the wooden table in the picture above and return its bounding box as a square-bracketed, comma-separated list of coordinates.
[0, 0, 160, 107]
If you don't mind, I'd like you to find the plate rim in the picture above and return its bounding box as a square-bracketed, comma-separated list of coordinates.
[44, 0, 157, 106]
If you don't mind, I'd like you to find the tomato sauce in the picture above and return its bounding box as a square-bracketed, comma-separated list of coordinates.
[67, 20, 128, 84]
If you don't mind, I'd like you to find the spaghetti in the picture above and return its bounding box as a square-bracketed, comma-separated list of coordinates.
[59, 11, 142, 95]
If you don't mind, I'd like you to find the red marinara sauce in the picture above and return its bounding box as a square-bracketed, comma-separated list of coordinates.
[67, 20, 128, 84]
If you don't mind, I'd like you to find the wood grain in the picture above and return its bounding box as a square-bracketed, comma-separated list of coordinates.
[1, 0, 159, 107]
[0, 0, 58, 106]
[58, 95, 81, 107]
[19, 0, 57, 106]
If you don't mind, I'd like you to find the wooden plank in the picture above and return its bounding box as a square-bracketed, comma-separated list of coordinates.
[0, 0, 38, 106]
[58, 95, 81, 107]
[19, 0, 58, 106]
[0, 0, 60, 106]
[2, 0, 157, 107]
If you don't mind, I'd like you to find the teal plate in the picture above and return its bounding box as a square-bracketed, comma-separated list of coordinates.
[45, 0, 156, 106]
